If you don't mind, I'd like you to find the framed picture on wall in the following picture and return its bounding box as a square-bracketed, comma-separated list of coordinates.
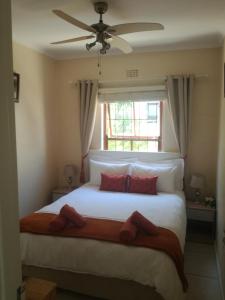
[13, 72, 20, 102]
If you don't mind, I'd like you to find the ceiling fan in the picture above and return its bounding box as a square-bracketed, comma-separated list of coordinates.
[51, 1, 164, 55]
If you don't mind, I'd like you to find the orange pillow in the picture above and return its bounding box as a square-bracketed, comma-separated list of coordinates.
[60, 204, 86, 228]
[128, 175, 158, 195]
[119, 216, 138, 243]
[130, 211, 159, 235]
[100, 173, 128, 192]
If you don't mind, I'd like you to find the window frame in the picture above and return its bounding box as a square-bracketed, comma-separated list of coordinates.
[103, 101, 163, 152]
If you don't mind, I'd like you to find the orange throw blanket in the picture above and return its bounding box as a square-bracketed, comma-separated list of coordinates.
[20, 213, 188, 292]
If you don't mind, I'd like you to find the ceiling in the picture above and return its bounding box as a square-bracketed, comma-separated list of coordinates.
[12, 0, 225, 60]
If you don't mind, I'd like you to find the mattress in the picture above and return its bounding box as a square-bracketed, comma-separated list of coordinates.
[21, 183, 186, 300]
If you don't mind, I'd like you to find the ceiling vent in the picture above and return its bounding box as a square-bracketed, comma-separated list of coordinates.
[126, 69, 139, 78]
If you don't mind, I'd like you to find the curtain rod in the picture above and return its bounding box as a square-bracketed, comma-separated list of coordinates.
[99, 85, 166, 94]
[98, 74, 208, 84]
[69, 74, 208, 86]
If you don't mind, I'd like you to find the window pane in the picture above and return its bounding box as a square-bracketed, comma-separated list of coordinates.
[123, 119, 133, 136]
[110, 120, 117, 136]
[114, 102, 132, 120]
[104, 100, 161, 152]
[133, 141, 148, 152]
[148, 141, 158, 152]
[147, 103, 158, 122]
[108, 140, 116, 151]
[111, 117, 134, 136]
[109, 103, 116, 120]
[115, 140, 124, 151]
[136, 102, 160, 137]
[124, 140, 131, 151]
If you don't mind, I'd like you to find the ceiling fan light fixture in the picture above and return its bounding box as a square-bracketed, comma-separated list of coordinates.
[100, 40, 110, 54]
[86, 41, 97, 51]
[100, 48, 106, 54]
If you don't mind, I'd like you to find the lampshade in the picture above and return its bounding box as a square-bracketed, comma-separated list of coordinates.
[190, 175, 204, 190]
[64, 164, 76, 178]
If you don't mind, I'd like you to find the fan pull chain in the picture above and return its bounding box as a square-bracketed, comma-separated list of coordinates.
[97, 51, 102, 78]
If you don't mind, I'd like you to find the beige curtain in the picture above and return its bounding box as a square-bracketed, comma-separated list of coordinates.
[79, 80, 98, 183]
[167, 75, 194, 157]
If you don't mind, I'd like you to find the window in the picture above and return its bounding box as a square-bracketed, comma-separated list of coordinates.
[104, 101, 162, 152]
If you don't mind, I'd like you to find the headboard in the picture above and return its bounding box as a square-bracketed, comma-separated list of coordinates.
[88, 150, 184, 190]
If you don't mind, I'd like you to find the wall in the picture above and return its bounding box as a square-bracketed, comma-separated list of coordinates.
[13, 42, 59, 217]
[216, 40, 225, 297]
[56, 48, 221, 195]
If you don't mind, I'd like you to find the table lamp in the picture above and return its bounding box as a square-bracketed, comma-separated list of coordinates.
[190, 174, 204, 202]
[64, 164, 76, 190]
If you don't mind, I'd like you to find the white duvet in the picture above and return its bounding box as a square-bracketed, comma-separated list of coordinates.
[21, 183, 187, 300]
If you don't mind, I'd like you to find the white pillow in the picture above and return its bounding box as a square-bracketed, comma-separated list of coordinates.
[131, 163, 176, 193]
[89, 160, 130, 186]
[136, 159, 184, 191]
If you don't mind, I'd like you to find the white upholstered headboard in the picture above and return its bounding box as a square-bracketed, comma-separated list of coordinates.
[89, 150, 181, 163]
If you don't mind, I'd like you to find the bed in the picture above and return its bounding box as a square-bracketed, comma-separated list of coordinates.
[21, 151, 187, 300]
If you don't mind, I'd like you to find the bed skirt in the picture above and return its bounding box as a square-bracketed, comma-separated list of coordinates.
[22, 265, 164, 300]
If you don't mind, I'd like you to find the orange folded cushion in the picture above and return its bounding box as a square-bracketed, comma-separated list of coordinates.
[119, 216, 138, 243]
[48, 215, 68, 232]
[60, 204, 86, 228]
[130, 211, 159, 235]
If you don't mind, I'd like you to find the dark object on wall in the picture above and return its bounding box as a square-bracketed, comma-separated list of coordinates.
[13, 72, 20, 102]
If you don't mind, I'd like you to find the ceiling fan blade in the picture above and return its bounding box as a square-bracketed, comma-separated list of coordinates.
[108, 35, 132, 54]
[52, 10, 96, 33]
[108, 23, 164, 35]
[51, 35, 95, 45]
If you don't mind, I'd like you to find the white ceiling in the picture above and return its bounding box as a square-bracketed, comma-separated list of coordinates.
[12, 0, 225, 60]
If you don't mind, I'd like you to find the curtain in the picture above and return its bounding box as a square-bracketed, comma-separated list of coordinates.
[167, 75, 194, 157]
[79, 80, 98, 183]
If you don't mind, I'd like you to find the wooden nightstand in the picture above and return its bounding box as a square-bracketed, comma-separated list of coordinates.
[52, 186, 78, 202]
[186, 201, 216, 241]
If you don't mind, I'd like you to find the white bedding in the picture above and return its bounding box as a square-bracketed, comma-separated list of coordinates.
[21, 183, 186, 300]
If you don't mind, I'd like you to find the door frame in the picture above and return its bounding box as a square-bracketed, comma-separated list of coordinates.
[0, 0, 22, 299]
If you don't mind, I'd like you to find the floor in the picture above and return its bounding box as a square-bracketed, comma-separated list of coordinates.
[184, 241, 222, 300]
[57, 231, 223, 300]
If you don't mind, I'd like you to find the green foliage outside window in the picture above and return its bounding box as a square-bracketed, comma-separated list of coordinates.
[105, 101, 161, 152]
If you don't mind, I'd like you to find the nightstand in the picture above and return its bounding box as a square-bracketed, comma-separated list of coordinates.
[52, 186, 78, 202]
[186, 201, 216, 241]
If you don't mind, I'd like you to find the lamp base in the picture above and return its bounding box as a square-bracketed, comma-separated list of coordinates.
[194, 190, 202, 203]
[66, 177, 73, 191]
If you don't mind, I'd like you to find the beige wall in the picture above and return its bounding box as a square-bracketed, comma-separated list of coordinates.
[216, 41, 225, 296]
[56, 48, 221, 195]
[13, 42, 59, 217]
[12, 45, 221, 208]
